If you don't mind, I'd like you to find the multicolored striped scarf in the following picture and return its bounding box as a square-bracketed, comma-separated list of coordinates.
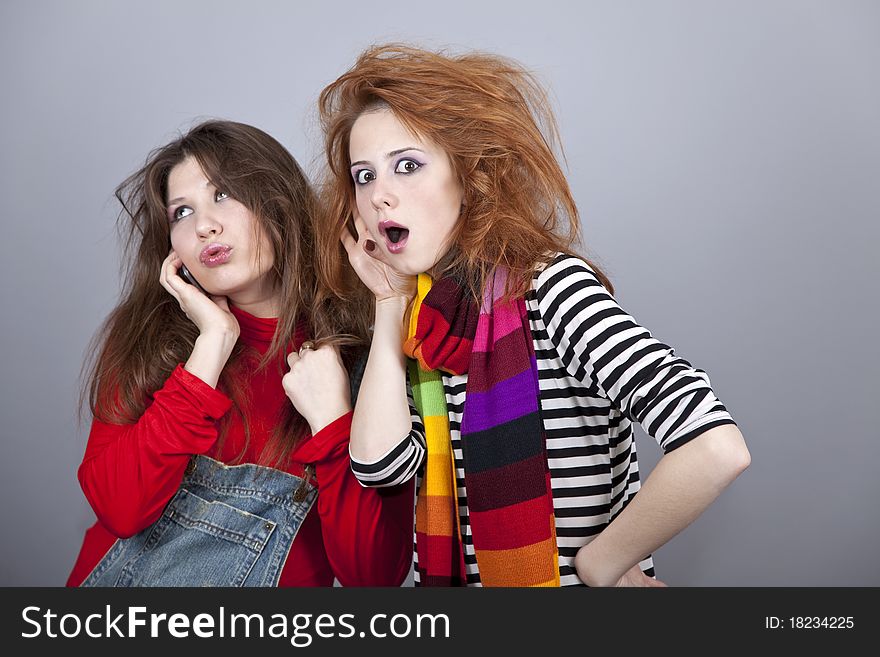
[404, 270, 560, 587]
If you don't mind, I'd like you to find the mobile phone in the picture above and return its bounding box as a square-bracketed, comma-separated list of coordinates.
[178, 264, 208, 294]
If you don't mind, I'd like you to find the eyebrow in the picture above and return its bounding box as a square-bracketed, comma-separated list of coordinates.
[166, 177, 216, 207]
[350, 147, 426, 169]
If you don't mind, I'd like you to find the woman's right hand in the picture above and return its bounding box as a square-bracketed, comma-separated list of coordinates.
[160, 251, 240, 388]
[340, 212, 415, 302]
[159, 251, 240, 341]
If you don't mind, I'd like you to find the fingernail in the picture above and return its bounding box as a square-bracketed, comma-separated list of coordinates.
[365, 240, 376, 252]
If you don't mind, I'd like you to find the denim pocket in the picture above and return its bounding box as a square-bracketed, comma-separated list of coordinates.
[114, 487, 276, 587]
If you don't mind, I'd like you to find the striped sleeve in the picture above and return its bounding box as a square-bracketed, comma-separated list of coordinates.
[350, 373, 426, 487]
[535, 254, 736, 452]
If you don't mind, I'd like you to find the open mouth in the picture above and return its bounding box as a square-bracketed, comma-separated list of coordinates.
[379, 221, 410, 254]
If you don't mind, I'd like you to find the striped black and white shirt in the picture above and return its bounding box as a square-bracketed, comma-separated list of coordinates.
[351, 254, 737, 586]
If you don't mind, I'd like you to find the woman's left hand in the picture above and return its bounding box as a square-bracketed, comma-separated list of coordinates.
[575, 545, 668, 587]
[282, 342, 352, 436]
[612, 564, 667, 588]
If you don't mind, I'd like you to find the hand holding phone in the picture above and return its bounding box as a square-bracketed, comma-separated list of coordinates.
[178, 264, 208, 295]
[160, 254, 239, 386]
[160, 251, 237, 345]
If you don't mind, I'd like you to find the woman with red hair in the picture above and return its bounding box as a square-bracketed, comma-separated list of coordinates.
[317, 45, 751, 587]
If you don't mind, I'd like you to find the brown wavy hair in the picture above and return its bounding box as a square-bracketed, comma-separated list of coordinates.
[316, 43, 613, 301]
[82, 120, 365, 466]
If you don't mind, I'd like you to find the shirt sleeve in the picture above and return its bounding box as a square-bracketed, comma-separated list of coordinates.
[77, 364, 232, 538]
[294, 412, 414, 586]
[349, 373, 426, 487]
[534, 254, 737, 452]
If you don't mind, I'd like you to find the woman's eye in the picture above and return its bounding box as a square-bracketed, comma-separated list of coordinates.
[172, 206, 193, 222]
[215, 190, 229, 201]
[395, 159, 421, 174]
[355, 169, 375, 185]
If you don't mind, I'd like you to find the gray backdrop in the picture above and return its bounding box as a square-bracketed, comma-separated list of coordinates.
[1, 0, 877, 586]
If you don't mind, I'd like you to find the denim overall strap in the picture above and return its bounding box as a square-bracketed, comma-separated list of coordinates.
[81, 455, 316, 587]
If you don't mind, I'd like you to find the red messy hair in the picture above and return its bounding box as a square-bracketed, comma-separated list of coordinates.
[315, 43, 613, 302]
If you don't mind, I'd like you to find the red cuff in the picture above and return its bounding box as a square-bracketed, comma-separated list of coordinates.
[169, 364, 233, 419]
[292, 411, 353, 463]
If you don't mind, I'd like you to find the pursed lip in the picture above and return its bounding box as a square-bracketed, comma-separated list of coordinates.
[199, 243, 233, 266]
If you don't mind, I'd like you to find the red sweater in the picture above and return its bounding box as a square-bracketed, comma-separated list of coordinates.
[67, 305, 413, 587]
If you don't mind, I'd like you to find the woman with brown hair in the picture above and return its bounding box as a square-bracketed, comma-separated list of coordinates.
[318, 45, 751, 587]
[67, 120, 412, 587]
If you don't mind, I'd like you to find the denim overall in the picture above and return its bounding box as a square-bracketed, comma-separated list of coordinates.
[82, 351, 366, 587]
[81, 456, 317, 587]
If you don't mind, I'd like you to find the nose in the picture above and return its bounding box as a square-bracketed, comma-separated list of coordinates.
[369, 178, 398, 212]
[195, 211, 222, 240]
